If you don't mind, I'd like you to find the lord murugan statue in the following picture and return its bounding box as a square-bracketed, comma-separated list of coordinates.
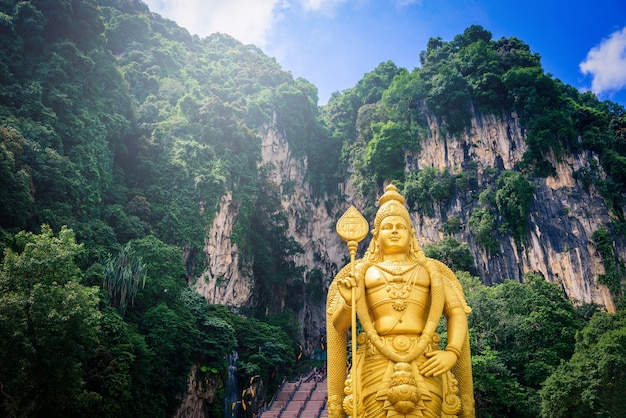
[327, 185, 475, 418]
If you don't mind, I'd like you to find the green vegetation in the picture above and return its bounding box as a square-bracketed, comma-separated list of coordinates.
[0, 226, 101, 416]
[591, 228, 625, 303]
[0, 0, 318, 415]
[327, 24, 625, 231]
[465, 171, 534, 249]
[366, 120, 410, 184]
[403, 167, 453, 216]
[460, 273, 587, 418]
[249, 167, 305, 313]
[495, 170, 535, 243]
[103, 243, 146, 317]
[0, 226, 294, 417]
[442, 215, 462, 234]
[4, 225, 615, 417]
[540, 310, 626, 417]
[468, 208, 498, 253]
[424, 236, 474, 272]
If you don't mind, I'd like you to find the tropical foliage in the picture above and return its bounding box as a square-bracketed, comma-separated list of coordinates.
[459, 273, 587, 418]
[0, 0, 312, 415]
[540, 310, 626, 417]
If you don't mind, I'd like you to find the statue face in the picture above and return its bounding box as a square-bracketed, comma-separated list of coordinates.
[377, 215, 411, 255]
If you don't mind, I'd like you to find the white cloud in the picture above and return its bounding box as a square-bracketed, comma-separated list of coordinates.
[142, 0, 287, 47]
[299, 0, 347, 12]
[141, 0, 420, 50]
[580, 27, 626, 97]
[298, 0, 418, 14]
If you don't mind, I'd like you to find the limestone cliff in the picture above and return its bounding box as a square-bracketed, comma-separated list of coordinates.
[197, 108, 618, 352]
[410, 110, 616, 311]
[195, 119, 350, 348]
[195, 190, 253, 308]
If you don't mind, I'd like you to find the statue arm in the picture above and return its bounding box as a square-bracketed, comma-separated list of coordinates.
[435, 261, 476, 417]
[331, 293, 351, 332]
[330, 261, 368, 333]
[445, 306, 469, 357]
[443, 280, 469, 357]
[420, 271, 470, 377]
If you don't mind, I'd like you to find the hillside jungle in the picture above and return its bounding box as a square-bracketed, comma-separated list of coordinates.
[1, 0, 625, 417]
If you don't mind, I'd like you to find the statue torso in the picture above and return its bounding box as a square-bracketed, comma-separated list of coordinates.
[364, 261, 431, 336]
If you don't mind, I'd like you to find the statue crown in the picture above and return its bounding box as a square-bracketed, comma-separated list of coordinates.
[378, 184, 405, 206]
[374, 184, 411, 232]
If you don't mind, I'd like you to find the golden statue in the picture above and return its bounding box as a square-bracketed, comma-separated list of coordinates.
[327, 185, 475, 418]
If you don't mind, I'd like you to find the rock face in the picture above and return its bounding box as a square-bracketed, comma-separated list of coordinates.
[258, 124, 351, 349]
[410, 111, 616, 311]
[174, 365, 221, 418]
[197, 109, 619, 351]
[195, 190, 253, 308]
[195, 121, 350, 347]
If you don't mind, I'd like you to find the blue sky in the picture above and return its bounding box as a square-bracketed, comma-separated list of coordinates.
[142, 0, 626, 107]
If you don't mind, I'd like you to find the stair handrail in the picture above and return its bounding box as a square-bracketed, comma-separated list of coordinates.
[266, 377, 287, 410]
[315, 396, 327, 418]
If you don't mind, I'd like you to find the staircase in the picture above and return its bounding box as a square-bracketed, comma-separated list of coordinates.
[259, 370, 327, 418]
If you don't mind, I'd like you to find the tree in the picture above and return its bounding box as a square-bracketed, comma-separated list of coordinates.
[540, 310, 626, 418]
[103, 243, 146, 317]
[468, 208, 498, 253]
[592, 227, 625, 300]
[365, 121, 409, 184]
[233, 317, 296, 386]
[423, 64, 471, 133]
[82, 307, 161, 418]
[459, 273, 583, 417]
[495, 171, 535, 243]
[0, 225, 101, 417]
[178, 288, 237, 371]
[249, 169, 304, 314]
[0, 127, 34, 229]
[452, 25, 493, 48]
[403, 167, 453, 216]
[138, 302, 197, 415]
[126, 235, 187, 316]
[354, 60, 400, 105]
[423, 236, 474, 272]
[454, 38, 506, 111]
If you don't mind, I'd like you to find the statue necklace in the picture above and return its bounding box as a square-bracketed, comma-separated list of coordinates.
[375, 261, 419, 311]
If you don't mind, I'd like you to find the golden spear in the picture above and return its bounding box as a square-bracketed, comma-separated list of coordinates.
[336, 205, 369, 417]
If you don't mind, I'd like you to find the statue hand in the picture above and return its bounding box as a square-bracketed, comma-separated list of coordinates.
[337, 273, 361, 307]
[419, 350, 458, 377]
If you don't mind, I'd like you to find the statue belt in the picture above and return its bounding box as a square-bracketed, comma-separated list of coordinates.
[365, 334, 425, 357]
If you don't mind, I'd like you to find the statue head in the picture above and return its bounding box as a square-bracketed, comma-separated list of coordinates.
[366, 184, 423, 262]
[373, 184, 412, 233]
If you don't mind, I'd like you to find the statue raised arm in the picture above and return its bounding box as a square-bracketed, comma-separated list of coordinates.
[327, 184, 475, 418]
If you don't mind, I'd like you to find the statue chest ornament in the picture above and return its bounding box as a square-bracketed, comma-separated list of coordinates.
[374, 263, 420, 311]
